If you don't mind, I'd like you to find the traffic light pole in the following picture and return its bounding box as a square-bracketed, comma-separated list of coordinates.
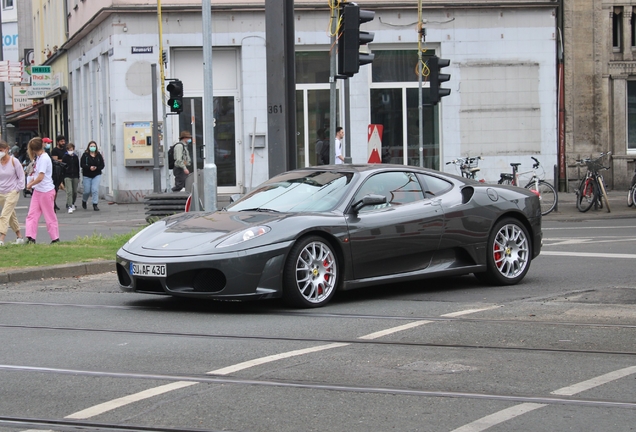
[329, 2, 337, 165]
[151, 64, 161, 193]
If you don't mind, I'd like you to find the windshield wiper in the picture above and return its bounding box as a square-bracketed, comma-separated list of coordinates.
[238, 207, 280, 213]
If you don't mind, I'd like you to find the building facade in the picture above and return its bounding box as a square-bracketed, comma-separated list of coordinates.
[60, 0, 558, 203]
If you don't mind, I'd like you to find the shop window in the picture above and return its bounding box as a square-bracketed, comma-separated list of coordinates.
[613, 7, 623, 51]
[628, 82, 636, 151]
[296, 51, 330, 84]
[372, 50, 423, 83]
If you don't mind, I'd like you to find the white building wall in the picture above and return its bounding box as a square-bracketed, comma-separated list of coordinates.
[66, 7, 557, 202]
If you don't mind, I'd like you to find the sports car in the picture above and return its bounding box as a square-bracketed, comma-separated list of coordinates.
[116, 164, 542, 308]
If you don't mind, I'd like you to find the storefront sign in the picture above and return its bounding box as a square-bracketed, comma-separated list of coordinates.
[31, 65, 52, 90]
[12, 86, 33, 110]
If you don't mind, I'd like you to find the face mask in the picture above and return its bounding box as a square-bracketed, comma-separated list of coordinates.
[89, 146, 97, 152]
[45, 144, 51, 150]
[187, 139, 192, 144]
[68, 151, 74, 155]
[0, 151, 6, 159]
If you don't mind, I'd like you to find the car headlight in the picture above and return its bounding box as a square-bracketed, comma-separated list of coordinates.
[216, 226, 271, 248]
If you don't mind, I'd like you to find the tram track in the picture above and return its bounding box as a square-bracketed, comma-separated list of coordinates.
[1, 364, 636, 411]
[1, 300, 636, 330]
[0, 415, 224, 431]
[0, 323, 635, 357]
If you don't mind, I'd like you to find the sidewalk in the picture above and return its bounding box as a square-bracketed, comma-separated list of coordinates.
[2, 189, 634, 285]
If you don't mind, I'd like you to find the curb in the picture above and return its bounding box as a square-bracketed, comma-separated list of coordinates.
[0, 261, 115, 284]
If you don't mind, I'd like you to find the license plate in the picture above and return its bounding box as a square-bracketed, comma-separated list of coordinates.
[130, 262, 166, 277]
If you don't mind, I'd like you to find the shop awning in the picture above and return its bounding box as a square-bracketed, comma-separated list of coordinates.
[44, 86, 68, 100]
[5, 102, 43, 124]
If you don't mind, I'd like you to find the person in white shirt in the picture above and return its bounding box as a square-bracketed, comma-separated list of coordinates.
[25, 137, 59, 244]
[335, 127, 345, 164]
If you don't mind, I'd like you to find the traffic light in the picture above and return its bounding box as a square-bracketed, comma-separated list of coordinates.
[337, 4, 375, 77]
[428, 56, 451, 105]
[166, 79, 184, 114]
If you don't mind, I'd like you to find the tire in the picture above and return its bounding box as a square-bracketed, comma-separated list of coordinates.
[576, 178, 596, 212]
[475, 218, 531, 285]
[597, 178, 611, 213]
[627, 188, 634, 207]
[283, 236, 339, 308]
[632, 187, 636, 209]
[524, 180, 557, 216]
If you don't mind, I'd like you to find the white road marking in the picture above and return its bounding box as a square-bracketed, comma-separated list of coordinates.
[550, 366, 636, 396]
[358, 321, 432, 340]
[441, 306, 500, 318]
[450, 366, 636, 431]
[541, 251, 636, 259]
[64, 381, 197, 420]
[450, 403, 546, 432]
[207, 343, 350, 376]
[542, 226, 635, 230]
[50, 307, 501, 421]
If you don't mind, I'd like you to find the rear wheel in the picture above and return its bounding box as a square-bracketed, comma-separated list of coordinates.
[627, 187, 634, 207]
[524, 180, 557, 215]
[632, 187, 636, 209]
[597, 178, 611, 213]
[576, 178, 596, 212]
[475, 218, 531, 285]
[283, 236, 339, 308]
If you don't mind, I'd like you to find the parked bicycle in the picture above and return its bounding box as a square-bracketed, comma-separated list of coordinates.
[446, 156, 485, 182]
[628, 160, 636, 208]
[497, 157, 558, 216]
[574, 152, 611, 213]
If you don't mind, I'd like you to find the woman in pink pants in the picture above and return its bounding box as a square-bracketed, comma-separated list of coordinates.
[25, 137, 59, 244]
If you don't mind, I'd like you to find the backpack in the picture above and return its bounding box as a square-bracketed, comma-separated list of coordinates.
[167, 142, 182, 169]
[52, 160, 67, 188]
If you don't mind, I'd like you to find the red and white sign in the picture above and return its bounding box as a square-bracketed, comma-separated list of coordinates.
[0, 60, 23, 83]
[367, 124, 383, 163]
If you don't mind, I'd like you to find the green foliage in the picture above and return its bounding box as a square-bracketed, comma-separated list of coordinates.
[0, 230, 139, 270]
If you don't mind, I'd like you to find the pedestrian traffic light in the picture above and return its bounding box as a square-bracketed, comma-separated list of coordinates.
[428, 56, 451, 105]
[166, 79, 184, 114]
[337, 4, 375, 77]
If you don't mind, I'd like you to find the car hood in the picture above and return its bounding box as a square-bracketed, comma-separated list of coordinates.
[122, 211, 289, 254]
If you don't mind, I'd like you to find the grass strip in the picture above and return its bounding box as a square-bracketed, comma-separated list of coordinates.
[0, 231, 139, 270]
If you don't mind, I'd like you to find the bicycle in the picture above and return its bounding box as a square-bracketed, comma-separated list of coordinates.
[446, 156, 485, 182]
[497, 157, 558, 216]
[627, 160, 636, 208]
[574, 152, 611, 213]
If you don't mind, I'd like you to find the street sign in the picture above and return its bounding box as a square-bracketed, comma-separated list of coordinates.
[31, 65, 52, 90]
[12, 86, 33, 110]
[0, 60, 23, 83]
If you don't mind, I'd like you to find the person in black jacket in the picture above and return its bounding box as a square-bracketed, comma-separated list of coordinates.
[80, 141, 105, 211]
[61, 143, 80, 213]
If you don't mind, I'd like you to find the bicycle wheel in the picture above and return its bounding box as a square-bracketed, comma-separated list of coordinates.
[628, 187, 634, 207]
[597, 178, 611, 213]
[525, 180, 557, 216]
[576, 178, 596, 212]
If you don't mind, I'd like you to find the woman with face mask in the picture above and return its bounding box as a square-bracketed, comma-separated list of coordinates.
[61, 143, 80, 213]
[0, 140, 26, 245]
[81, 141, 105, 211]
[24, 137, 59, 244]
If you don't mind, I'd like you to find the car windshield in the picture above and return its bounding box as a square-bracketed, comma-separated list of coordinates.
[227, 170, 354, 213]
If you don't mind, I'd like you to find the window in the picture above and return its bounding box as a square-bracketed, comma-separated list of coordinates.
[613, 7, 623, 51]
[417, 174, 452, 197]
[632, 8, 636, 47]
[627, 82, 636, 151]
[354, 172, 424, 211]
[3, 0, 14, 9]
[371, 50, 439, 169]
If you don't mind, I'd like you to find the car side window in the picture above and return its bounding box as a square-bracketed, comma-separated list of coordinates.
[354, 172, 425, 211]
[417, 174, 453, 198]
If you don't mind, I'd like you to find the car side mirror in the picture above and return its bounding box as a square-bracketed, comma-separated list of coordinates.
[351, 194, 387, 213]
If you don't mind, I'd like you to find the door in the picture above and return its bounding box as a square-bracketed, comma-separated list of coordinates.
[346, 171, 444, 280]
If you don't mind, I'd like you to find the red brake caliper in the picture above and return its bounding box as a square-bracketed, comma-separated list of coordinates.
[494, 244, 503, 268]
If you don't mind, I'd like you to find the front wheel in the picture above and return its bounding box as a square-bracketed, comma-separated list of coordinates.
[283, 236, 339, 308]
[475, 218, 531, 285]
[576, 178, 596, 212]
[632, 187, 636, 209]
[597, 178, 611, 213]
[524, 180, 557, 216]
[628, 188, 634, 207]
